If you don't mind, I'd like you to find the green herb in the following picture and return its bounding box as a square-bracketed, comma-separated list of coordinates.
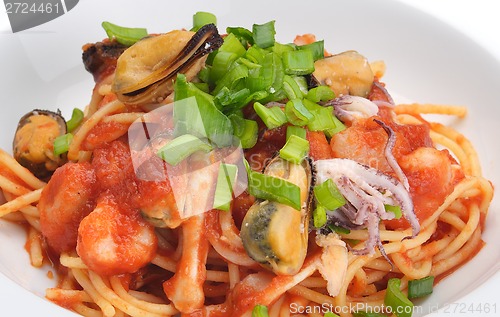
[101, 21, 147, 46]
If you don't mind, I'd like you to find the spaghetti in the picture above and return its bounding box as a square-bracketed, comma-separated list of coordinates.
[0, 16, 494, 317]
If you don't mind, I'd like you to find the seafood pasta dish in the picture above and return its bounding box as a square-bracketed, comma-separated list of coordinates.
[0, 12, 493, 317]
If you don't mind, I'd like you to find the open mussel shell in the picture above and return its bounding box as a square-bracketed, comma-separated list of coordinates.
[112, 24, 223, 106]
[313, 50, 374, 98]
[240, 157, 314, 275]
[13, 109, 67, 180]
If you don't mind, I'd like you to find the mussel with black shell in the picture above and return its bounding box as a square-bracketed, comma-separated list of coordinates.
[112, 24, 223, 107]
[240, 156, 314, 275]
[13, 109, 68, 180]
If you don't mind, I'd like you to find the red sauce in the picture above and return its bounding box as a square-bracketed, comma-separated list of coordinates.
[81, 121, 130, 151]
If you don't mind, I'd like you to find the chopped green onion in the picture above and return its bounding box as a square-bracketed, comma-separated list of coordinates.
[213, 62, 249, 95]
[226, 26, 254, 47]
[286, 125, 307, 141]
[314, 179, 346, 210]
[157, 134, 212, 166]
[285, 99, 313, 126]
[198, 66, 211, 83]
[191, 11, 217, 32]
[272, 42, 296, 56]
[324, 115, 346, 138]
[279, 135, 309, 164]
[283, 75, 304, 100]
[193, 82, 210, 93]
[328, 224, 351, 235]
[53, 133, 73, 156]
[101, 21, 148, 46]
[384, 204, 403, 219]
[248, 171, 301, 210]
[313, 204, 327, 228]
[215, 87, 250, 108]
[219, 33, 247, 57]
[66, 108, 84, 133]
[238, 57, 262, 70]
[245, 45, 266, 64]
[408, 276, 434, 299]
[253, 102, 287, 129]
[307, 105, 339, 132]
[213, 163, 238, 211]
[230, 114, 258, 149]
[252, 304, 269, 317]
[283, 50, 315, 75]
[252, 20, 276, 49]
[306, 86, 335, 103]
[298, 40, 325, 61]
[174, 74, 233, 147]
[384, 278, 414, 317]
[324, 312, 340, 317]
[210, 51, 239, 83]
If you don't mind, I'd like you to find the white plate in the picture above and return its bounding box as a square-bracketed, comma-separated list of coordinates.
[0, 0, 499, 316]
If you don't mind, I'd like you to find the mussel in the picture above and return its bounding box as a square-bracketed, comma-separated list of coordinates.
[313, 50, 374, 98]
[13, 109, 67, 180]
[112, 24, 223, 106]
[240, 157, 313, 275]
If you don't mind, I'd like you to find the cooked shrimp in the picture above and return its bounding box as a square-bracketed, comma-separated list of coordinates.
[39, 162, 98, 254]
[76, 194, 157, 276]
[387, 147, 464, 229]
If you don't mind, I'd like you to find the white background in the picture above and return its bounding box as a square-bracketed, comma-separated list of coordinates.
[0, 0, 499, 316]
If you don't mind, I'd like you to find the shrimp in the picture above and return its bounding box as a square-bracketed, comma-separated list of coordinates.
[39, 162, 98, 254]
[76, 194, 157, 276]
[387, 147, 464, 229]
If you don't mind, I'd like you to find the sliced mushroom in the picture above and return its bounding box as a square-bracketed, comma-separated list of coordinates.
[112, 24, 223, 106]
[240, 157, 313, 275]
[313, 50, 374, 97]
[13, 110, 67, 180]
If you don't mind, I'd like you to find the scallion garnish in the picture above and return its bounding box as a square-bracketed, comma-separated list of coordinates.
[191, 11, 217, 32]
[252, 304, 269, 317]
[283, 75, 305, 100]
[306, 105, 339, 132]
[385, 204, 403, 219]
[408, 276, 434, 299]
[286, 125, 307, 141]
[298, 40, 325, 61]
[219, 33, 247, 57]
[210, 51, 240, 83]
[213, 163, 238, 211]
[285, 99, 313, 126]
[253, 102, 287, 129]
[226, 26, 254, 47]
[157, 134, 212, 166]
[279, 135, 309, 164]
[53, 133, 73, 156]
[313, 204, 327, 228]
[248, 171, 301, 210]
[252, 20, 276, 49]
[174, 74, 234, 147]
[384, 278, 414, 317]
[230, 114, 258, 149]
[66, 108, 84, 133]
[314, 179, 346, 210]
[101, 21, 148, 46]
[283, 50, 315, 75]
[306, 86, 335, 103]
